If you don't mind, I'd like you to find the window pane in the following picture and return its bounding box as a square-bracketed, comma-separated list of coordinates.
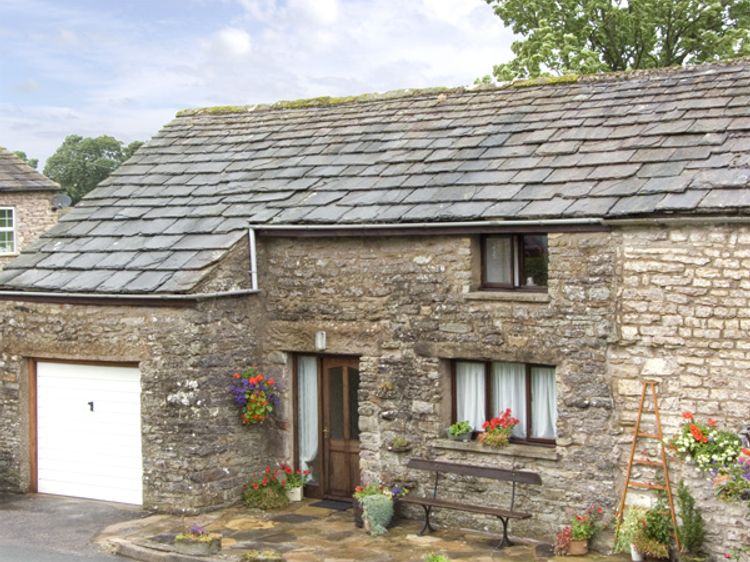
[530, 366, 556, 439]
[297, 356, 319, 484]
[521, 235, 548, 287]
[455, 361, 486, 431]
[348, 367, 360, 440]
[0, 208, 12, 229]
[0, 231, 13, 253]
[491, 362, 527, 438]
[484, 236, 512, 285]
[328, 367, 344, 439]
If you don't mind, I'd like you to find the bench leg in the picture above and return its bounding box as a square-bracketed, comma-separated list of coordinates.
[496, 516, 513, 549]
[418, 505, 437, 536]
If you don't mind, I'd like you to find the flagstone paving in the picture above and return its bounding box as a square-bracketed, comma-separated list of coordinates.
[97, 499, 628, 562]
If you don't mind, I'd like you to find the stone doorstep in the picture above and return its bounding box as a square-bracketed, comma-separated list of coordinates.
[107, 537, 236, 562]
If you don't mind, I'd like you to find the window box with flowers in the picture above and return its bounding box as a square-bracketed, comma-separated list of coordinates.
[230, 367, 280, 425]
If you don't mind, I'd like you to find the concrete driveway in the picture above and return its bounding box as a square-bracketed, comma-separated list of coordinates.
[0, 493, 144, 561]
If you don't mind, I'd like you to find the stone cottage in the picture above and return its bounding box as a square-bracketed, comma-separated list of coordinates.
[1, 61, 749, 556]
[0, 147, 61, 269]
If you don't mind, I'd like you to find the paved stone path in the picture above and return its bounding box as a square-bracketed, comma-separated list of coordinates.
[97, 499, 627, 562]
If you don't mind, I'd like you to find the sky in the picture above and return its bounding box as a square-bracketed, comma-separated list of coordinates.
[0, 0, 515, 166]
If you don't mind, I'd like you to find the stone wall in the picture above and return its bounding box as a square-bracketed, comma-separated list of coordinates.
[257, 231, 620, 541]
[0, 191, 59, 269]
[0, 294, 268, 513]
[610, 224, 750, 559]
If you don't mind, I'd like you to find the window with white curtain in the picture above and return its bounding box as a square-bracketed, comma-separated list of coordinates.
[453, 360, 557, 444]
[296, 355, 319, 484]
[0, 208, 15, 254]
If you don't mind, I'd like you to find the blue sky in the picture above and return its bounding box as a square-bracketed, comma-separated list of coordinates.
[0, 0, 514, 165]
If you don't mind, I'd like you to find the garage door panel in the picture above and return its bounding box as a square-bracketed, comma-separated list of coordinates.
[36, 361, 143, 506]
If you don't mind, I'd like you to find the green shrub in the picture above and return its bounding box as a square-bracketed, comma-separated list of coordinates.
[361, 494, 394, 536]
[424, 554, 451, 562]
[677, 481, 705, 555]
[614, 506, 647, 553]
[243, 483, 289, 510]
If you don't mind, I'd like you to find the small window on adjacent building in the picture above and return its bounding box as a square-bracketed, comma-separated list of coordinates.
[0, 208, 15, 254]
[482, 234, 548, 290]
[453, 360, 557, 444]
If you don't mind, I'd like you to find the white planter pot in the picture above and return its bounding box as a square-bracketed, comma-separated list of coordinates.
[285, 486, 303, 502]
[630, 543, 643, 562]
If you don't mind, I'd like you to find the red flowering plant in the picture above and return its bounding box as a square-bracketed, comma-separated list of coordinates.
[230, 366, 280, 425]
[570, 505, 607, 541]
[479, 408, 519, 448]
[279, 463, 311, 489]
[670, 411, 742, 471]
[242, 465, 289, 510]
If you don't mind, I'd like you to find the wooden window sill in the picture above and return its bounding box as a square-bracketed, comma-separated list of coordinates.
[432, 438, 559, 461]
[464, 291, 550, 303]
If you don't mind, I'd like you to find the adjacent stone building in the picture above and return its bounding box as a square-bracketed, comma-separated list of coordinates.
[1, 62, 749, 557]
[0, 148, 61, 269]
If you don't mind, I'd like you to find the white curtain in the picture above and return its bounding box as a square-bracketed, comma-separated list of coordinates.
[455, 361, 486, 431]
[491, 362, 527, 438]
[531, 366, 557, 439]
[297, 356, 319, 482]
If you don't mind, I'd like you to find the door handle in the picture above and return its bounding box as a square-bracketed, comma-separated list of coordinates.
[322, 427, 329, 436]
[88, 401, 94, 412]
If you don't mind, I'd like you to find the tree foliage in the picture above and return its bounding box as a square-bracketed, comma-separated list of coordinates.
[12, 150, 38, 170]
[484, 0, 750, 81]
[43, 135, 143, 203]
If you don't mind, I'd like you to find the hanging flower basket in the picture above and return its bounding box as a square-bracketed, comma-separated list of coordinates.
[230, 367, 280, 425]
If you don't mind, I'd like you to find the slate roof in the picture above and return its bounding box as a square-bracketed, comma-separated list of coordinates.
[2, 61, 750, 295]
[0, 147, 59, 192]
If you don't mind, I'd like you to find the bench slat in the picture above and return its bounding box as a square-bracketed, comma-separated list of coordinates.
[406, 458, 542, 485]
[399, 496, 531, 520]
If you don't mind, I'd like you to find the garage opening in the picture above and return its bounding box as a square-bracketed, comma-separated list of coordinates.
[34, 361, 143, 505]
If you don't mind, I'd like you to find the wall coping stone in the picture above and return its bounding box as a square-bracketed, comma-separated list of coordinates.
[464, 291, 550, 303]
[432, 438, 559, 461]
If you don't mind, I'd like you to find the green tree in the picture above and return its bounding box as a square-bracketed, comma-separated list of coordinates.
[12, 150, 38, 170]
[483, 0, 750, 81]
[43, 135, 143, 203]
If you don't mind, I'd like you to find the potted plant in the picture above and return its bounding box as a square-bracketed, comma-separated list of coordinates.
[352, 483, 407, 530]
[568, 505, 606, 555]
[615, 505, 647, 561]
[554, 525, 572, 556]
[174, 525, 222, 556]
[279, 463, 311, 502]
[447, 420, 473, 442]
[631, 501, 673, 561]
[229, 367, 280, 425]
[243, 466, 289, 510]
[478, 409, 519, 448]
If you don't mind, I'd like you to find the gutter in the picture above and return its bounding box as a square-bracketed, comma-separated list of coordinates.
[603, 215, 750, 227]
[251, 218, 605, 232]
[0, 288, 259, 307]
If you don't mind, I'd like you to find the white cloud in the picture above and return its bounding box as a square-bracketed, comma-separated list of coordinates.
[1, 0, 516, 163]
[210, 27, 252, 57]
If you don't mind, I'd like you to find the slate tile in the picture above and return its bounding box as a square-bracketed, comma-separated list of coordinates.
[456, 171, 514, 185]
[516, 197, 572, 217]
[699, 188, 750, 208]
[587, 164, 640, 180]
[510, 168, 553, 184]
[60, 270, 114, 292]
[590, 177, 647, 196]
[656, 190, 708, 210]
[545, 167, 595, 183]
[607, 194, 662, 216]
[637, 161, 687, 178]
[157, 270, 211, 293]
[565, 197, 618, 217]
[126, 271, 173, 293]
[484, 200, 528, 218]
[691, 168, 750, 189]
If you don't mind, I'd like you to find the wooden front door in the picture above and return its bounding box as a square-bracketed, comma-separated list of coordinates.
[322, 356, 361, 499]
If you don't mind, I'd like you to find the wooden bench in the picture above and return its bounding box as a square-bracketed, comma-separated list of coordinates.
[398, 458, 542, 549]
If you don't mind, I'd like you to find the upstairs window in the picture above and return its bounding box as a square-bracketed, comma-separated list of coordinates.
[453, 360, 557, 444]
[482, 234, 548, 290]
[0, 208, 15, 254]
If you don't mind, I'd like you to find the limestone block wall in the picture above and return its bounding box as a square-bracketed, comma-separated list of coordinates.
[0, 295, 265, 513]
[0, 191, 59, 269]
[257, 231, 620, 540]
[610, 225, 750, 559]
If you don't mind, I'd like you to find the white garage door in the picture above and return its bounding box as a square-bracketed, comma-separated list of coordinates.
[37, 362, 143, 505]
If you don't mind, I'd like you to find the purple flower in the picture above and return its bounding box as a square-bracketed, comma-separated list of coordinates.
[189, 525, 205, 535]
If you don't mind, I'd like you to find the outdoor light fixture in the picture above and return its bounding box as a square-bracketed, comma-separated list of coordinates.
[314, 331, 327, 351]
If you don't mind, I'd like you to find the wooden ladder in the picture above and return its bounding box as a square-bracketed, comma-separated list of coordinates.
[615, 380, 681, 550]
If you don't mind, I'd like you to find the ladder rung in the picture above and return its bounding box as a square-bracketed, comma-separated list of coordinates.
[637, 432, 661, 439]
[628, 481, 666, 491]
[634, 458, 665, 468]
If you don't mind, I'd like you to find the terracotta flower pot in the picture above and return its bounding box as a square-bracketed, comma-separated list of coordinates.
[568, 539, 588, 556]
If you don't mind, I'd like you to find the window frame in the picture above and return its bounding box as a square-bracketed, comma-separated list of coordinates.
[480, 234, 548, 292]
[0, 207, 16, 256]
[450, 359, 556, 447]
